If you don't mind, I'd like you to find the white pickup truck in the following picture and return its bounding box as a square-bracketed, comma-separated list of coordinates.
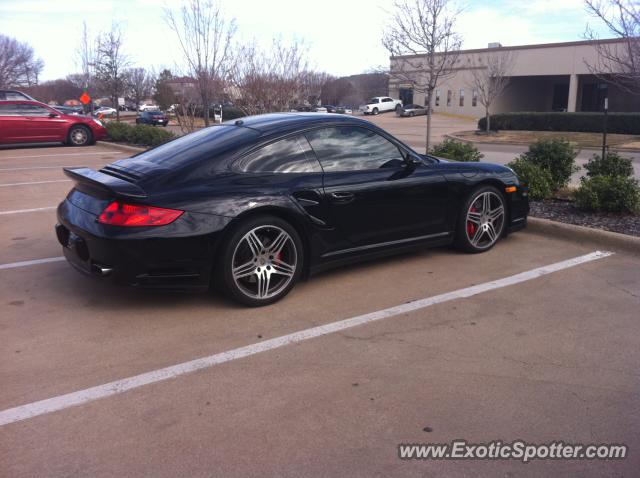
[359, 96, 403, 115]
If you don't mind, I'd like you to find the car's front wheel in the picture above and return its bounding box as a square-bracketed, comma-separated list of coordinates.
[455, 186, 506, 253]
[67, 125, 92, 146]
[220, 216, 303, 306]
[372, 107, 379, 115]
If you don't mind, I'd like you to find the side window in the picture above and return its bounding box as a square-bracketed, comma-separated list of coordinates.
[435, 90, 440, 106]
[382, 98, 393, 103]
[235, 135, 321, 173]
[19, 104, 50, 117]
[305, 126, 405, 172]
[459, 89, 465, 107]
[446, 90, 452, 107]
[472, 89, 478, 107]
[0, 104, 21, 116]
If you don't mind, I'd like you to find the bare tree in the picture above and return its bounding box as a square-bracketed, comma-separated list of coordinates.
[153, 68, 177, 110]
[0, 34, 44, 88]
[233, 38, 310, 115]
[125, 67, 153, 109]
[75, 22, 95, 91]
[467, 50, 515, 133]
[93, 24, 130, 120]
[165, 0, 237, 126]
[585, 0, 640, 94]
[383, 0, 462, 153]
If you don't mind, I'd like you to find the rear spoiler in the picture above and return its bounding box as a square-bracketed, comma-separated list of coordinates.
[63, 167, 147, 200]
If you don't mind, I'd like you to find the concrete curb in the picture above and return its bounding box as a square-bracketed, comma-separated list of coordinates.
[444, 132, 640, 153]
[527, 217, 640, 256]
[96, 141, 146, 154]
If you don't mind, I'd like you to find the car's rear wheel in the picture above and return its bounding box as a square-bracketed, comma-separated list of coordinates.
[455, 186, 506, 253]
[372, 107, 379, 115]
[67, 125, 92, 146]
[220, 216, 303, 306]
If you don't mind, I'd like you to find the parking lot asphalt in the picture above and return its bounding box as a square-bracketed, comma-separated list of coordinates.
[1, 143, 639, 477]
[362, 113, 640, 183]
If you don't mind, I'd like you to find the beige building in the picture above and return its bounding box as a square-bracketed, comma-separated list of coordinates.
[389, 38, 640, 118]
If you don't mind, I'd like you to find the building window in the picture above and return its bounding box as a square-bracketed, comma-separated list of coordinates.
[446, 90, 452, 107]
[435, 90, 440, 106]
[459, 89, 464, 107]
[472, 89, 478, 107]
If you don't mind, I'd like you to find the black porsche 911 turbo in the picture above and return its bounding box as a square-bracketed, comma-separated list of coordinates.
[56, 113, 529, 306]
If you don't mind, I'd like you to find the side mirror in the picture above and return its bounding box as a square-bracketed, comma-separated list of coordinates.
[403, 153, 422, 168]
[48, 112, 59, 118]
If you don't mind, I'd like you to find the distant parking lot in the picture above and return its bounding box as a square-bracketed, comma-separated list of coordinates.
[1, 141, 639, 476]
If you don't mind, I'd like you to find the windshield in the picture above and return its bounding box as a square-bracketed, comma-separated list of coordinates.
[368, 98, 379, 104]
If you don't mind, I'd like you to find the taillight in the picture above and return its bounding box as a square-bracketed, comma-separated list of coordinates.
[97, 201, 183, 227]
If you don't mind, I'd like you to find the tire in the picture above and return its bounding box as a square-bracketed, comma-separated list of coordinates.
[219, 215, 304, 307]
[372, 107, 379, 115]
[409, 112, 415, 117]
[454, 185, 506, 253]
[67, 125, 92, 147]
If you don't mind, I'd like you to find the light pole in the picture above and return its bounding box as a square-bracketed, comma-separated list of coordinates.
[602, 97, 608, 160]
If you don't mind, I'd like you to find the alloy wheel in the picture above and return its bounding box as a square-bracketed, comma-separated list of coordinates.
[231, 225, 298, 300]
[70, 127, 88, 145]
[465, 191, 505, 249]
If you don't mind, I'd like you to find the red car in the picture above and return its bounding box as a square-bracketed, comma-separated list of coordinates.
[0, 100, 107, 146]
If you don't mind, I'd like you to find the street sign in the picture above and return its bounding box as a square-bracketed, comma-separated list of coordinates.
[79, 92, 91, 105]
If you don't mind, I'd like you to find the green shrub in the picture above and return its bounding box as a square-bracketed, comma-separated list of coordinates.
[430, 138, 483, 162]
[575, 175, 640, 213]
[477, 112, 640, 135]
[104, 121, 130, 142]
[506, 158, 554, 200]
[105, 121, 174, 147]
[519, 138, 578, 189]
[584, 152, 634, 178]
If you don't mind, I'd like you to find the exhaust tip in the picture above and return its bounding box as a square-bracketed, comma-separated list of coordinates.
[93, 264, 114, 276]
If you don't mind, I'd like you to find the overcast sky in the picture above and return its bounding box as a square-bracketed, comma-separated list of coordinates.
[0, 0, 612, 81]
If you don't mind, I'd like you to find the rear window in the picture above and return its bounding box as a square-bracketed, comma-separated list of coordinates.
[125, 125, 261, 169]
[148, 111, 164, 116]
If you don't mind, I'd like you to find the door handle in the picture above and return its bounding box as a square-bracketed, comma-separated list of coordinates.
[330, 191, 355, 203]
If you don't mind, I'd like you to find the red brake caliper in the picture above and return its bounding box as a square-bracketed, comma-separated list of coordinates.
[467, 206, 477, 237]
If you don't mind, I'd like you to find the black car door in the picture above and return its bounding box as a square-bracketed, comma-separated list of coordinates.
[304, 126, 449, 248]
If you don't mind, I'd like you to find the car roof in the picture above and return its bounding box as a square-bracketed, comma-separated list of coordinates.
[231, 112, 375, 135]
[0, 99, 50, 106]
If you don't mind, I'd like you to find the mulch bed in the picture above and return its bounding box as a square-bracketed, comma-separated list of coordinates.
[529, 200, 640, 237]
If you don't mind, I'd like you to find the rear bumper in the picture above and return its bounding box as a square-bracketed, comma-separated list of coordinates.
[56, 198, 230, 291]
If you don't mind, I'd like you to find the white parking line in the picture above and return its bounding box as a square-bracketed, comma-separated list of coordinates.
[0, 179, 71, 187]
[0, 206, 56, 215]
[0, 152, 123, 161]
[0, 257, 65, 271]
[0, 250, 613, 427]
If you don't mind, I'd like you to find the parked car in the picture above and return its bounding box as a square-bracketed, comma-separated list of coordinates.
[336, 106, 353, 114]
[359, 97, 403, 115]
[0, 100, 107, 146]
[313, 106, 328, 113]
[52, 105, 84, 116]
[396, 104, 428, 117]
[138, 103, 159, 112]
[56, 112, 529, 306]
[0, 90, 36, 101]
[94, 106, 117, 117]
[322, 105, 338, 113]
[136, 111, 169, 126]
